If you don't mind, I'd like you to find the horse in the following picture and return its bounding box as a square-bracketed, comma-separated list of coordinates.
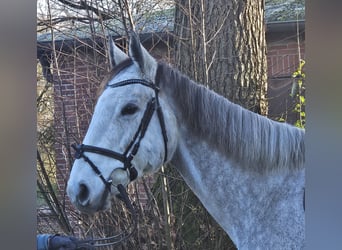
[67, 32, 305, 249]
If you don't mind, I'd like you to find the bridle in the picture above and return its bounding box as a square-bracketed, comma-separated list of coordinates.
[71, 73, 168, 188]
[70, 59, 168, 248]
[72, 77, 168, 186]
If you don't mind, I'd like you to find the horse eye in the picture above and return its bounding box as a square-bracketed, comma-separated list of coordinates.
[121, 103, 139, 116]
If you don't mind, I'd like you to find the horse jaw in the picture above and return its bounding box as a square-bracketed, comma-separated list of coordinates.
[128, 31, 158, 82]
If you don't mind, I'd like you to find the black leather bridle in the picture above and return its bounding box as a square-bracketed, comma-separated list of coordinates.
[69, 60, 169, 248]
[71, 61, 168, 192]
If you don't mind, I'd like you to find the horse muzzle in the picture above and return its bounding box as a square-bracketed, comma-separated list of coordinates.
[67, 181, 110, 214]
[67, 168, 131, 214]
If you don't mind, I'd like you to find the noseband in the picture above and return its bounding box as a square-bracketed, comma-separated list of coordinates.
[72, 59, 168, 190]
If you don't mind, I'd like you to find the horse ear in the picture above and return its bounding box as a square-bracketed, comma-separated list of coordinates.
[128, 31, 157, 81]
[108, 36, 129, 69]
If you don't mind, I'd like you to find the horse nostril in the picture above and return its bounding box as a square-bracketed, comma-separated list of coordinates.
[77, 183, 90, 206]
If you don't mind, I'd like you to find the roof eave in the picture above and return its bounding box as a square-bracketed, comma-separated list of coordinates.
[266, 20, 305, 34]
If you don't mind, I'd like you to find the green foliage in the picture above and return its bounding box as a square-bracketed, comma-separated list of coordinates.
[291, 59, 305, 128]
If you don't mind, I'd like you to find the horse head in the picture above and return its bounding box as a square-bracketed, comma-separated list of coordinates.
[67, 32, 178, 214]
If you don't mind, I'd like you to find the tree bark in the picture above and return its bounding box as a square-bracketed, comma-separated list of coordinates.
[174, 0, 268, 115]
[171, 0, 268, 248]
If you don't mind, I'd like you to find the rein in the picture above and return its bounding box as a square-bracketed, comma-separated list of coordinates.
[70, 59, 168, 248]
[73, 184, 137, 249]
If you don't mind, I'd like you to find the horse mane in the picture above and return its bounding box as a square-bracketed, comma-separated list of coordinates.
[156, 62, 305, 173]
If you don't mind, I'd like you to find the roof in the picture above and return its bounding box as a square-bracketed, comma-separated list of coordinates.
[265, 0, 305, 22]
[37, 1, 304, 54]
[37, 8, 174, 43]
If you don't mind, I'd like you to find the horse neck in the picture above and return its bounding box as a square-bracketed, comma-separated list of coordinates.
[157, 62, 305, 173]
[157, 62, 305, 248]
[169, 125, 305, 248]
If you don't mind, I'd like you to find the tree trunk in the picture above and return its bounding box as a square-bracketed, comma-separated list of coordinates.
[174, 0, 268, 115]
[171, 0, 268, 248]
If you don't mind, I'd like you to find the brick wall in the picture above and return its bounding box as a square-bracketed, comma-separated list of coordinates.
[267, 40, 305, 77]
[267, 38, 305, 122]
[52, 48, 107, 217]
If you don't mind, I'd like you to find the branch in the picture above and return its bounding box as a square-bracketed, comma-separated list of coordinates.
[57, 0, 113, 20]
[37, 150, 72, 233]
[37, 16, 99, 28]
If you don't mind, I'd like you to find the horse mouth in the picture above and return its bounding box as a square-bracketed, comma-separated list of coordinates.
[74, 183, 130, 214]
[74, 187, 112, 214]
[77, 199, 111, 214]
